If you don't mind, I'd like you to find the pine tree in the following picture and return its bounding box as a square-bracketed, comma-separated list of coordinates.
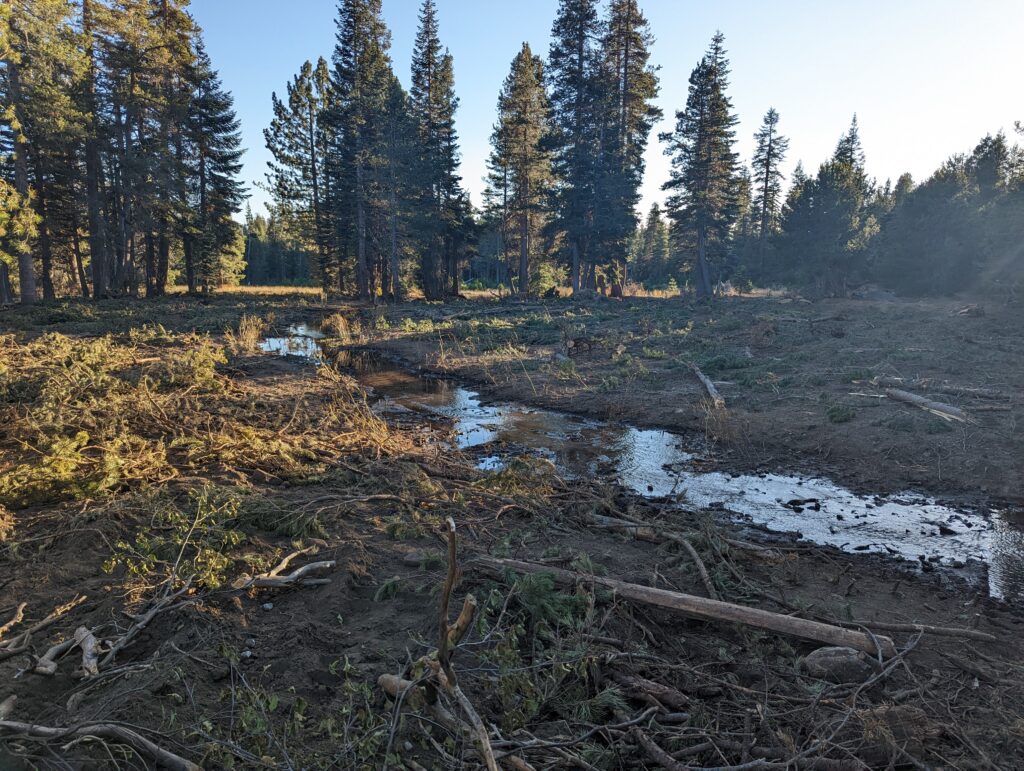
[750, 107, 788, 274]
[1, 0, 85, 303]
[330, 0, 394, 299]
[409, 0, 463, 299]
[630, 201, 670, 285]
[596, 0, 661, 286]
[775, 118, 879, 294]
[546, 0, 601, 292]
[380, 72, 418, 300]
[264, 58, 334, 288]
[661, 32, 738, 298]
[486, 43, 554, 297]
[186, 43, 245, 292]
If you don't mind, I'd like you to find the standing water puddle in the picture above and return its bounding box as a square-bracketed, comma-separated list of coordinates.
[264, 327, 1024, 601]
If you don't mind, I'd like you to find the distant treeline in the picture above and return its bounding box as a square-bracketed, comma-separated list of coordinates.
[255, 0, 1024, 299]
[3, 1, 1021, 305]
[634, 120, 1024, 297]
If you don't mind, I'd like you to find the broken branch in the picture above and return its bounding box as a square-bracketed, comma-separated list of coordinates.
[690, 363, 726, 409]
[0, 719, 199, 771]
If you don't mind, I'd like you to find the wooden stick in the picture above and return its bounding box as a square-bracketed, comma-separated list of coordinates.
[475, 557, 896, 657]
[0, 595, 87, 655]
[0, 719, 199, 771]
[690, 363, 725, 409]
[883, 388, 969, 423]
[0, 696, 15, 720]
[0, 603, 26, 642]
[842, 620, 996, 643]
[669, 535, 719, 601]
[247, 561, 335, 588]
[34, 638, 77, 676]
[266, 546, 318, 577]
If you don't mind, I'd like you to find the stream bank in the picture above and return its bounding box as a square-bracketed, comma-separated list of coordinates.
[265, 325, 1024, 602]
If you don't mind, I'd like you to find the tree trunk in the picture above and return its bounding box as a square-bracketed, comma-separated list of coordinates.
[0, 263, 13, 305]
[695, 224, 712, 298]
[82, 0, 108, 298]
[155, 221, 169, 296]
[35, 184, 56, 301]
[355, 159, 369, 299]
[570, 241, 581, 294]
[518, 210, 529, 298]
[7, 58, 37, 305]
[70, 210, 91, 298]
[144, 232, 156, 297]
[183, 233, 196, 294]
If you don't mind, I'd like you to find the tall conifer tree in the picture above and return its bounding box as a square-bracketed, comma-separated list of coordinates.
[486, 43, 554, 297]
[661, 31, 738, 298]
[750, 107, 788, 274]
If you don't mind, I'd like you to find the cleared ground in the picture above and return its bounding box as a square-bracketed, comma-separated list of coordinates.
[0, 292, 1021, 770]
[365, 293, 1024, 502]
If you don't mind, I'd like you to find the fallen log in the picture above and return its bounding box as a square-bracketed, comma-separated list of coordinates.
[475, 557, 896, 657]
[689, 363, 725, 409]
[0, 719, 199, 771]
[883, 388, 969, 423]
[248, 561, 336, 589]
[872, 376, 1008, 401]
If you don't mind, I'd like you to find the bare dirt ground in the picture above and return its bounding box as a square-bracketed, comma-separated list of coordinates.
[362, 293, 1024, 502]
[1, 292, 1022, 770]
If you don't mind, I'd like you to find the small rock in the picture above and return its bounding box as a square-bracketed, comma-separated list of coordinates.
[245, 639, 257, 649]
[240, 650, 253, 660]
[803, 646, 875, 683]
[261, 602, 274, 611]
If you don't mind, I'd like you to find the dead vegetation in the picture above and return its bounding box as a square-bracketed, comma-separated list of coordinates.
[0, 295, 1022, 770]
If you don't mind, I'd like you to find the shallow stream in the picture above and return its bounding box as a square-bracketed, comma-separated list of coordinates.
[263, 325, 1024, 602]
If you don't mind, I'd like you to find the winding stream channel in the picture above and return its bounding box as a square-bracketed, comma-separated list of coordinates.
[264, 325, 1024, 603]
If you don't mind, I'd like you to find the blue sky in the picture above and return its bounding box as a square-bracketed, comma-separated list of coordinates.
[191, 0, 1024, 219]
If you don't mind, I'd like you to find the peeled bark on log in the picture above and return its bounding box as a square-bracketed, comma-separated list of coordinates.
[689, 363, 725, 409]
[0, 719, 199, 771]
[475, 557, 896, 657]
[232, 559, 335, 589]
[249, 561, 335, 588]
[884, 388, 969, 423]
[74, 627, 100, 677]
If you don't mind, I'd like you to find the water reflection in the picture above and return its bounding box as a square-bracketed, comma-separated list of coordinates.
[375, 379, 1021, 601]
[261, 324, 325, 358]
[266, 331, 1024, 601]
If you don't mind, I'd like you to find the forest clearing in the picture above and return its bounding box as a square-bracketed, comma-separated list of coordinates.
[1, 290, 1023, 769]
[4, 0, 1024, 766]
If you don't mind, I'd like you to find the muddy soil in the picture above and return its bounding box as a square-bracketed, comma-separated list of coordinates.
[2, 293, 1023, 770]
[361, 294, 1024, 502]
